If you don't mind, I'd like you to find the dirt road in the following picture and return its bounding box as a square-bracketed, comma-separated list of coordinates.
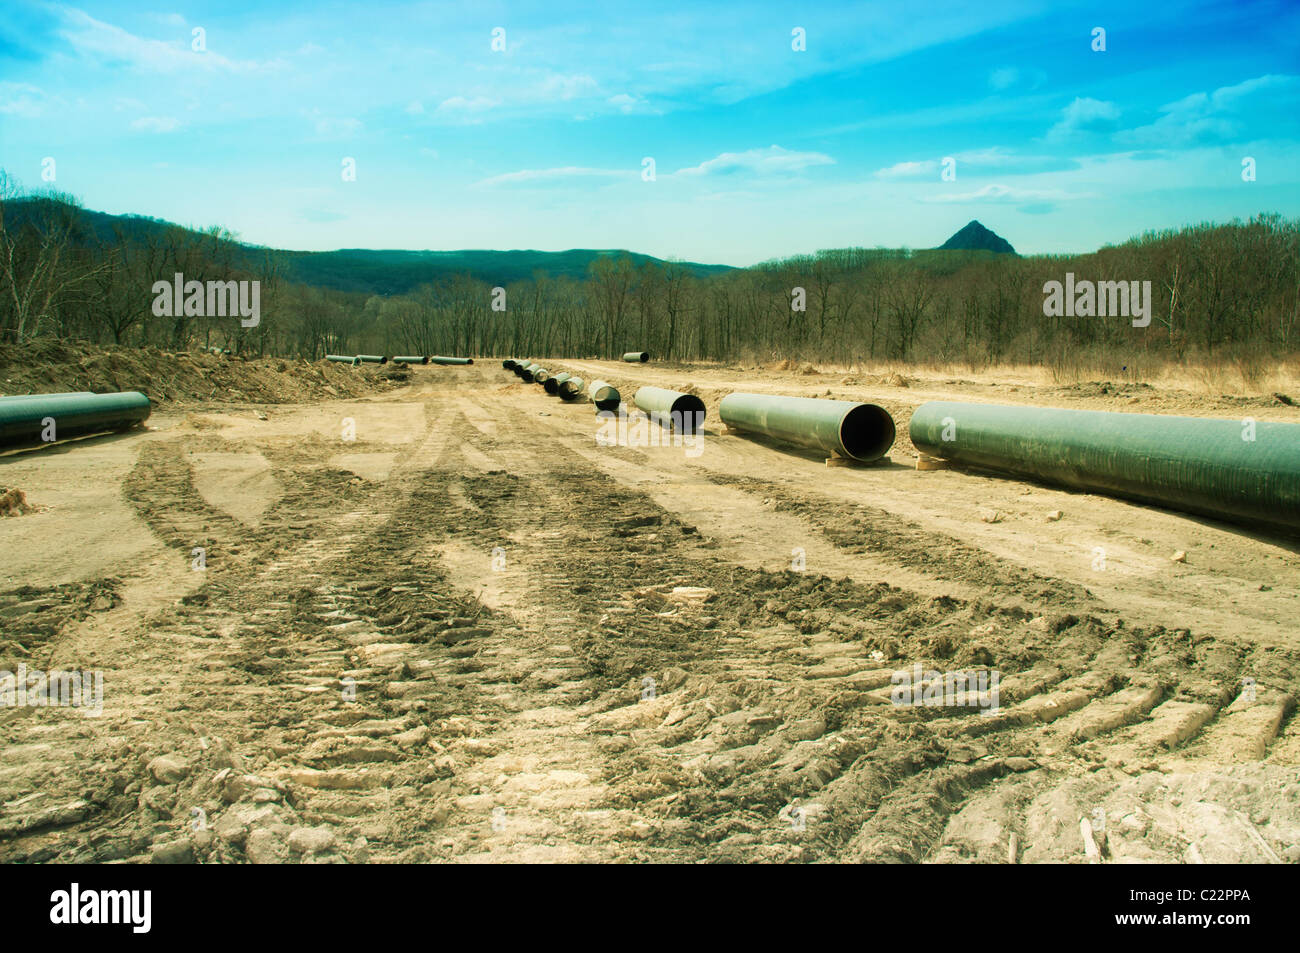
[1, 360, 1297, 863]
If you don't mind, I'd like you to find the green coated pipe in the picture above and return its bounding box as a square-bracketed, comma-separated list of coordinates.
[533, 367, 553, 385]
[519, 363, 541, 382]
[910, 401, 1300, 531]
[429, 356, 474, 365]
[633, 386, 706, 434]
[544, 372, 572, 395]
[392, 355, 429, 365]
[0, 392, 94, 402]
[326, 355, 360, 365]
[622, 351, 650, 363]
[719, 393, 896, 463]
[0, 391, 152, 448]
[357, 354, 388, 364]
[558, 377, 585, 401]
[503, 359, 517, 370]
[587, 380, 621, 412]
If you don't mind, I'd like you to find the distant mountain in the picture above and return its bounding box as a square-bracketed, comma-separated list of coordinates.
[283, 248, 732, 294]
[2, 200, 733, 294]
[937, 220, 1017, 255]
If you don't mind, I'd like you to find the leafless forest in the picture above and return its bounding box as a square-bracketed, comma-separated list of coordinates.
[2, 178, 1295, 378]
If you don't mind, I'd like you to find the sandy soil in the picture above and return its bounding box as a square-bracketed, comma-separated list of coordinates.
[0, 359, 1296, 864]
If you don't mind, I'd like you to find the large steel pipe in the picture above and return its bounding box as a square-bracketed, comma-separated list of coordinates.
[622, 351, 650, 363]
[326, 355, 360, 366]
[558, 377, 585, 401]
[910, 401, 1300, 531]
[532, 367, 553, 385]
[392, 355, 429, 365]
[719, 393, 896, 463]
[357, 354, 388, 364]
[544, 372, 572, 395]
[0, 391, 152, 448]
[0, 392, 94, 402]
[519, 363, 542, 382]
[429, 356, 474, 365]
[588, 380, 621, 411]
[633, 386, 706, 433]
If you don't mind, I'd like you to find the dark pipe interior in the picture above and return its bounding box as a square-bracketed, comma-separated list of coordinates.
[668, 394, 707, 434]
[839, 403, 896, 461]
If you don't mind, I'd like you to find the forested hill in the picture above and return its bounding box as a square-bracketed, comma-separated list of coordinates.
[282, 248, 733, 293]
[2, 200, 733, 293]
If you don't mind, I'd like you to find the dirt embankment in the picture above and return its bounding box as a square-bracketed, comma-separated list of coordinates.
[0, 340, 400, 405]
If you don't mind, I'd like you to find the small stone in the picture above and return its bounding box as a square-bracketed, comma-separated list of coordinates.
[1046, 510, 1063, 521]
[979, 509, 1002, 524]
[288, 826, 337, 855]
[245, 828, 289, 864]
[1004, 757, 1038, 772]
[147, 756, 190, 785]
[150, 838, 194, 864]
[668, 586, 715, 603]
[1171, 550, 1187, 563]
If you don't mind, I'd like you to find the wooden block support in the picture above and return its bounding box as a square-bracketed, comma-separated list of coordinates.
[826, 453, 891, 468]
[915, 454, 950, 471]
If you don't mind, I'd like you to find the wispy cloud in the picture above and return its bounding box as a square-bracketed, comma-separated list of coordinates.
[0, 81, 53, 118]
[1047, 97, 1121, 141]
[672, 145, 834, 178]
[473, 166, 635, 188]
[58, 8, 277, 73]
[129, 115, 180, 133]
[1122, 74, 1300, 147]
[920, 184, 1092, 204]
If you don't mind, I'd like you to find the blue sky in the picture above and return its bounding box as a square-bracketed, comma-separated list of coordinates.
[1, 0, 1297, 264]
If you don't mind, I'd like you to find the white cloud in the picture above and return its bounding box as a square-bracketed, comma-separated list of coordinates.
[130, 115, 181, 133]
[436, 96, 499, 114]
[875, 159, 938, 179]
[537, 73, 598, 100]
[1124, 74, 1300, 146]
[1047, 97, 1121, 140]
[673, 145, 834, 178]
[0, 82, 53, 118]
[313, 116, 362, 138]
[474, 166, 634, 187]
[59, 9, 274, 73]
[989, 67, 1019, 91]
[920, 184, 1090, 204]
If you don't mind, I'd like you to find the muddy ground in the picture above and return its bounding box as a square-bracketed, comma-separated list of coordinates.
[1, 356, 1297, 864]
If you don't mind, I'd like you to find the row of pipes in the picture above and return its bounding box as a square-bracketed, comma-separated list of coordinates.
[4, 359, 1295, 534]
[326, 355, 475, 366]
[501, 359, 1300, 533]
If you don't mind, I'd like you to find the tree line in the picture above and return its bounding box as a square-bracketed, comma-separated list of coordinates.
[2, 172, 1295, 372]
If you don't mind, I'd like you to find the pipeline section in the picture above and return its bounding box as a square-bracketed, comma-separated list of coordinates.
[910, 400, 1300, 531]
[633, 386, 706, 433]
[719, 393, 896, 462]
[587, 380, 621, 412]
[0, 391, 152, 449]
[622, 351, 650, 363]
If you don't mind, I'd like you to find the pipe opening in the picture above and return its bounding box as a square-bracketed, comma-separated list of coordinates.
[651, 394, 706, 434]
[839, 403, 896, 461]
